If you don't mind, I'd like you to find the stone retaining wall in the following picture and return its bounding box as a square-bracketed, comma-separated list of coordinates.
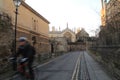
[0, 13, 14, 73]
[88, 47, 120, 80]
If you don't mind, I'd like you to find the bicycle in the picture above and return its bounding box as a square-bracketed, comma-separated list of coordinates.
[9, 57, 32, 80]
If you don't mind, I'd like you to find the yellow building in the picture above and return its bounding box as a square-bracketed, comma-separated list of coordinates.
[0, 0, 50, 55]
[100, 0, 106, 26]
[101, 8, 106, 26]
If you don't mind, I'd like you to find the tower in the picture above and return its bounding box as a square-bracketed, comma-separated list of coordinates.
[52, 26, 55, 32]
[101, 0, 106, 26]
[67, 22, 68, 29]
[59, 26, 61, 31]
[101, 0, 104, 9]
[77, 27, 80, 33]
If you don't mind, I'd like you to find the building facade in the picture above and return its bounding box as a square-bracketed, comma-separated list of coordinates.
[99, 0, 120, 45]
[49, 27, 89, 51]
[49, 27, 76, 52]
[101, 0, 106, 26]
[50, 37, 68, 53]
[0, 0, 50, 55]
[76, 28, 89, 42]
[89, 0, 120, 79]
[49, 27, 76, 42]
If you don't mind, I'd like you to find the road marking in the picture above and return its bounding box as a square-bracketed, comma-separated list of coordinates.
[71, 52, 81, 80]
[75, 56, 81, 80]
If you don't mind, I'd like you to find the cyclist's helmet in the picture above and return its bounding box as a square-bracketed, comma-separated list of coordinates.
[18, 37, 27, 42]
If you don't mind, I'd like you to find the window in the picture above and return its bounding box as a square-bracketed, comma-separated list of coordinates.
[33, 20, 36, 30]
[32, 18, 38, 31]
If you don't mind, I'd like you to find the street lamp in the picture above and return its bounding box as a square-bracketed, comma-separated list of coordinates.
[13, 0, 22, 54]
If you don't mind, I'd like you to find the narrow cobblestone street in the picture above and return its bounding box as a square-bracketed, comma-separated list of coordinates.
[4, 51, 112, 80]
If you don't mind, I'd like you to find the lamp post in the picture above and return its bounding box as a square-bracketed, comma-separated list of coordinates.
[13, 0, 22, 54]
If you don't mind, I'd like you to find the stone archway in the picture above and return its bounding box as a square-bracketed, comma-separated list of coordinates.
[64, 32, 72, 42]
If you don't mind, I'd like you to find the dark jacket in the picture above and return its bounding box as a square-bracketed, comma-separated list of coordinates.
[14, 43, 36, 61]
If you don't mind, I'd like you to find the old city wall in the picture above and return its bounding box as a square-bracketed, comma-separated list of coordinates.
[88, 0, 120, 79]
[88, 26, 120, 79]
[68, 42, 86, 51]
[0, 13, 14, 74]
[88, 47, 120, 79]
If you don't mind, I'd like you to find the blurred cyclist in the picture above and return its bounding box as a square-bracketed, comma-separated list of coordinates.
[13, 37, 36, 80]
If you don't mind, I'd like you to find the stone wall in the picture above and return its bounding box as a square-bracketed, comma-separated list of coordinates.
[54, 37, 68, 52]
[49, 37, 68, 57]
[68, 42, 86, 51]
[88, 24, 120, 79]
[88, 0, 120, 77]
[88, 47, 120, 79]
[88, 33, 120, 79]
[0, 13, 14, 73]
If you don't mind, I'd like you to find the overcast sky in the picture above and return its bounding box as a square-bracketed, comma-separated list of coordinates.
[26, 0, 102, 36]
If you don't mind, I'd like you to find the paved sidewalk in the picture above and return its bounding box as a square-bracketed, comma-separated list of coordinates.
[84, 51, 112, 80]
